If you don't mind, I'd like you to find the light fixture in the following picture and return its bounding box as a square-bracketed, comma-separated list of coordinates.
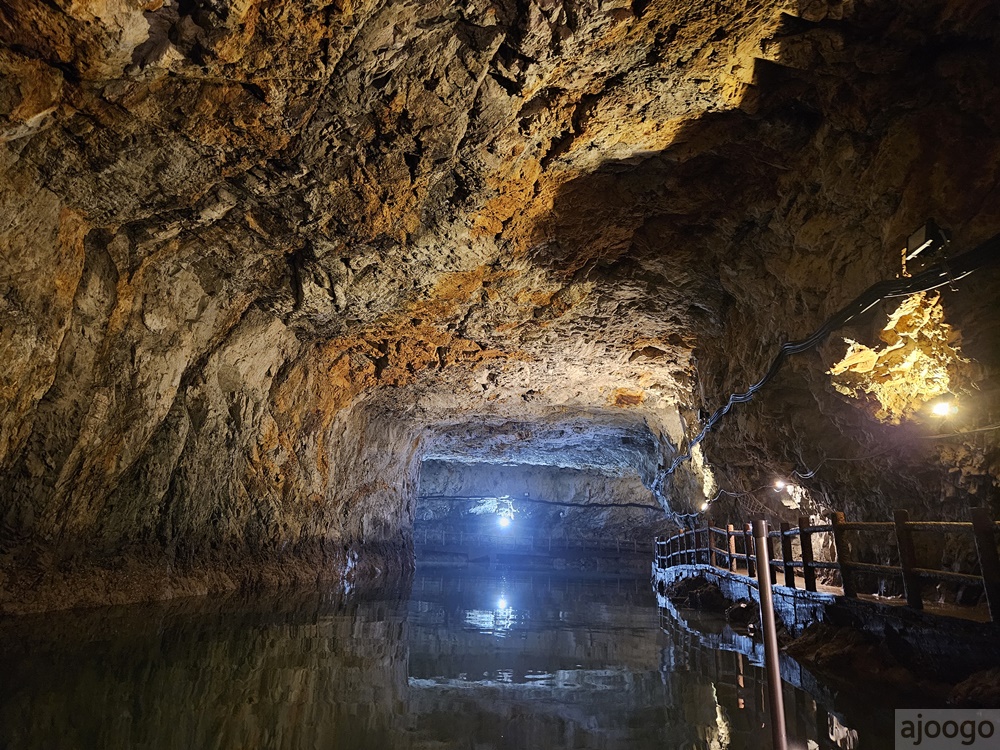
[497, 597, 508, 609]
[773, 480, 786, 491]
[498, 515, 511, 528]
[931, 400, 957, 417]
[700, 502, 709, 511]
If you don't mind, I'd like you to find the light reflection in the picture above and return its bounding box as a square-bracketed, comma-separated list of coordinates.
[461, 592, 516, 636]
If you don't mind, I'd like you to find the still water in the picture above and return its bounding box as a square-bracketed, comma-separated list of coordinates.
[0, 569, 890, 749]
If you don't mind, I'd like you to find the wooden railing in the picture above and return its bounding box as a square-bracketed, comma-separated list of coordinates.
[654, 508, 1000, 622]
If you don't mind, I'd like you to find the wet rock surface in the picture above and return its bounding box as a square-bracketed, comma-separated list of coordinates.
[2, 0, 1000, 610]
[786, 622, 952, 701]
[663, 574, 729, 612]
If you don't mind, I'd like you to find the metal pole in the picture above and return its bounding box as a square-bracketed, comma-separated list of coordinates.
[753, 519, 788, 750]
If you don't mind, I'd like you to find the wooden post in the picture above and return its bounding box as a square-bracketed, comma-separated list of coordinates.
[745, 524, 756, 578]
[893, 509, 923, 610]
[831, 511, 857, 598]
[765, 524, 778, 585]
[709, 526, 718, 568]
[971, 507, 1000, 623]
[727, 524, 737, 572]
[798, 516, 817, 592]
[780, 522, 796, 588]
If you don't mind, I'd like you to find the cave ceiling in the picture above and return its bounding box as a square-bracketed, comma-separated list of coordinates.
[2, 0, 1000, 526]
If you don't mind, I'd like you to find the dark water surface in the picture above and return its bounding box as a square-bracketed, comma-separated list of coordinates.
[0, 569, 891, 749]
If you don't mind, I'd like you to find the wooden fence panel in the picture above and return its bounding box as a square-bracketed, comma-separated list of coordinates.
[972, 507, 1000, 622]
[894, 509, 923, 610]
[780, 522, 796, 588]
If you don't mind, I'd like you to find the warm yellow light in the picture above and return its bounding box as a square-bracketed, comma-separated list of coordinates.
[828, 292, 971, 424]
[931, 401, 957, 416]
[700, 502, 709, 511]
[774, 480, 786, 491]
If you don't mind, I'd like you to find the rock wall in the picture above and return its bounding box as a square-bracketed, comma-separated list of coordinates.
[417, 460, 671, 539]
[2, 0, 1000, 611]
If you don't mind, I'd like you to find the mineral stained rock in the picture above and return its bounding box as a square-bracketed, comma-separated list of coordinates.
[1, 0, 1000, 611]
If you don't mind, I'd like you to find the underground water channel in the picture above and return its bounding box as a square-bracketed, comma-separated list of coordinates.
[0, 532, 926, 748]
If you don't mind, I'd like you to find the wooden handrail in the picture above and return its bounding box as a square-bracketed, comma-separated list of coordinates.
[653, 508, 1000, 622]
[834, 521, 895, 531]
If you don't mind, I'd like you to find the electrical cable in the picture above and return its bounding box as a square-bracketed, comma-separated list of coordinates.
[918, 421, 1000, 439]
[658, 230, 1000, 483]
[791, 444, 902, 479]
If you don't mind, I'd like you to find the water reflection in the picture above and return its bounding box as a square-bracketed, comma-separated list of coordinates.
[656, 594, 865, 749]
[0, 570, 886, 749]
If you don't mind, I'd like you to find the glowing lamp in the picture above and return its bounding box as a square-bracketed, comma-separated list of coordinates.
[931, 401, 957, 417]
[498, 516, 511, 528]
[700, 502, 709, 511]
[497, 597, 508, 609]
[773, 480, 786, 491]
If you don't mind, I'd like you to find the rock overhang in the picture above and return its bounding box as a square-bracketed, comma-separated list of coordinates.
[421, 411, 663, 477]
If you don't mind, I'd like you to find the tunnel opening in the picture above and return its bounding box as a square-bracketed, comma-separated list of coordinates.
[413, 458, 672, 572]
[412, 412, 675, 572]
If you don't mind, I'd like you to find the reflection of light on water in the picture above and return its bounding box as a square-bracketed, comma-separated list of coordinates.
[408, 669, 630, 689]
[709, 686, 731, 750]
[463, 599, 516, 636]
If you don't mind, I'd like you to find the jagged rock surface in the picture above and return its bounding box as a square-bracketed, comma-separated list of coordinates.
[2, 0, 1000, 611]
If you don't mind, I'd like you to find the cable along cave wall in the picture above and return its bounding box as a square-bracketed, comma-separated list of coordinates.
[1, 0, 1000, 612]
